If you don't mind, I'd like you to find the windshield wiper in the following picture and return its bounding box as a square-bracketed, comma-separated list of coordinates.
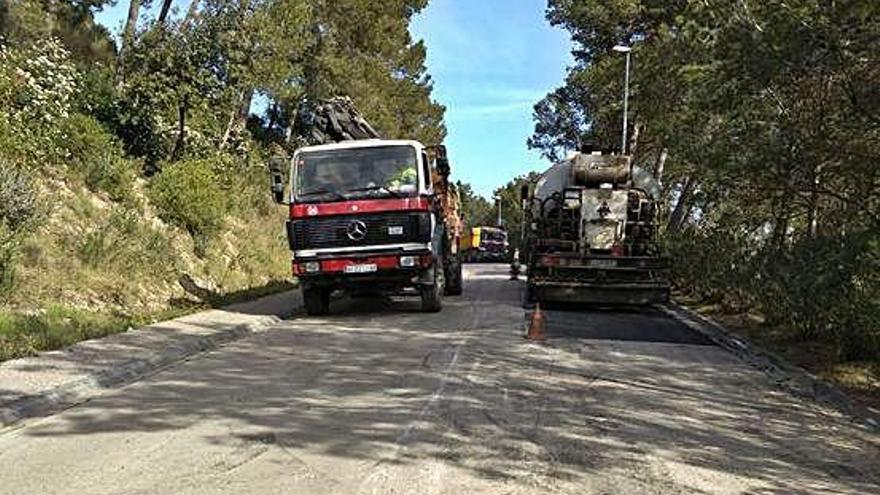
[298, 188, 346, 201]
[344, 185, 403, 198]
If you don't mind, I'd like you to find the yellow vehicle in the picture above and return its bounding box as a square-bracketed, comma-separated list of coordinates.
[460, 226, 509, 262]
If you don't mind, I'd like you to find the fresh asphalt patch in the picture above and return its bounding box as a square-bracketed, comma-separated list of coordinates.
[534, 304, 714, 345]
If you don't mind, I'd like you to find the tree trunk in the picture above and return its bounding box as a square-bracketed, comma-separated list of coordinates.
[667, 176, 697, 233]
[653, 147, 668, 183]
[158, 0, 174, 24]
[220, 88, 254, 148]
[171, 95, 189, 161]
[771, 190, 792, 250]
[628, 121, 642, 158]
[807, 163, 822, 238]
[238, 88, 253, 125]
[115, 0, 141, 87]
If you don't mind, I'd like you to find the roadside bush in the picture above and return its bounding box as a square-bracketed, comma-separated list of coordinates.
[63, 113, 137, 203]
[666, 226, 755, 307]
[214, 150, 275, 217]
[0, 164, 40, 295]
[75, 207, 176, 277]
[148, 158, 228, 254]
[754, 233, 880, 360]
[0, 38, 77, 161]
[671, 227, 880, 361]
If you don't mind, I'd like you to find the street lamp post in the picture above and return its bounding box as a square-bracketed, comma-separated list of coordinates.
[495, 196, 502, 227]
[613, 44, 632, 155]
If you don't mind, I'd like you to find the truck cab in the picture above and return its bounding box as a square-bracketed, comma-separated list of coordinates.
[280, 139, 462, 315]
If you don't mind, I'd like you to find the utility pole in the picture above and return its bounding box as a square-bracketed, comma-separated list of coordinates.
[613, 45, 632, 154]
[496, 196, 502, 227]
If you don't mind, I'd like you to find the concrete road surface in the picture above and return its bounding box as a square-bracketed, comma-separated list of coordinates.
[0, 265, 878, 494]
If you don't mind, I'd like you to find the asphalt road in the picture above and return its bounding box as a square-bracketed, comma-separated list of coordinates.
[0, 264, 878, 494]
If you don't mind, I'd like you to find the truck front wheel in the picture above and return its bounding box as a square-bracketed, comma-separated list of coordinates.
[420, 261, 444, 312]
[303, 286, 331, 316]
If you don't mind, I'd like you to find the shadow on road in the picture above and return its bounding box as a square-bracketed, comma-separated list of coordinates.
[10, 265, 879, 494]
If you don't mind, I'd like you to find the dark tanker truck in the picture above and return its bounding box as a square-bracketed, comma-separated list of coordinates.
[521, 149, 670, 305]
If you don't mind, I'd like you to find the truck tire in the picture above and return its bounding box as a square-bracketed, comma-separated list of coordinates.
[420, 260, 444, 312]
[303, 286, 330, 316]
[444, 257, 463, 296]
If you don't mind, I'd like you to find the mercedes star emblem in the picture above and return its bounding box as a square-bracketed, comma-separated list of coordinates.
[346, 220, 368, 241]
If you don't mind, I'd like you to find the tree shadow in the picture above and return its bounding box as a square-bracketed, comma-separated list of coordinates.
[11, 268, 880, 494]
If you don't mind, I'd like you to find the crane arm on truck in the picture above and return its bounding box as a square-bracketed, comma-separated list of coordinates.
[292, 97, 382, 146]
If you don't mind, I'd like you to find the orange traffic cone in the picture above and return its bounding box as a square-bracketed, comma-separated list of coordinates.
[525, 303, 545, 341]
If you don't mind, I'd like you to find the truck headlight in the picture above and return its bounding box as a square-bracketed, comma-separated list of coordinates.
[304, 261, 320, 273]
[400, 255, 417, 267]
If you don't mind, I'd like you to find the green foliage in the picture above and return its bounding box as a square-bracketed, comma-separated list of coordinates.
[149, 158, 229, 253]
[456, 181, 493, 228]
[0, 0, 52, 44]
[0, 0, 115, 64]
[264, 0, 446, 145]
[0, 37, 78, 161]
[0, 306, 136, 361]
[74, 207, 176, 277]
[63, 113, 137, 202]
[492, 172, 544, 252]
[670, 230, 880, 360]
[0, 0, 446, 360]
[0, 163, 40, 296]
[537, 0, 880, 359]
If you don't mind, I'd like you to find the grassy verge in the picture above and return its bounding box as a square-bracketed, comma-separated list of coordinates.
[1, 306, 144, 362]
[680, 296, 880, 411]
[0, 280, 296, 363]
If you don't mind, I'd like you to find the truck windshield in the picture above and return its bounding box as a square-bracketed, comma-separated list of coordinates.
[294, 145, 419, 202]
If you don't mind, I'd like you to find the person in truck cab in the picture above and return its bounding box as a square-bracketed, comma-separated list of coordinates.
[386, 161, 418, 191]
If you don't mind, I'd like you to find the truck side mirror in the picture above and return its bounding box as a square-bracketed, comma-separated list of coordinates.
[430, 145, 450, 176]
[268, 156, 287, 204]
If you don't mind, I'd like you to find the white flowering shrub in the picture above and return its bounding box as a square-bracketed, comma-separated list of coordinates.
[0, 38, 78, 158]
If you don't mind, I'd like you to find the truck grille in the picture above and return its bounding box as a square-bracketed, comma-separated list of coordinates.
[290, 212, 427, 250]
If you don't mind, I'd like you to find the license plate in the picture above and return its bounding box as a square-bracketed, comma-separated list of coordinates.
[588, 259, 617, 268]
[345, 263, 377, 274]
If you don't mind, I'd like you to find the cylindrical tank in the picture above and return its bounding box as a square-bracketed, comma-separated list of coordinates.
[571, 153, 631, 185]
[532, 152, 660, 207]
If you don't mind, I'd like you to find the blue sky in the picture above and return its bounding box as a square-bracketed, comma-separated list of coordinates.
[410, 1, 573, 196]
[95, 0, 574, 197]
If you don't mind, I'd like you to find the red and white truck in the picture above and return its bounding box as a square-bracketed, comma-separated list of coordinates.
[270, 99, 462, 315]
